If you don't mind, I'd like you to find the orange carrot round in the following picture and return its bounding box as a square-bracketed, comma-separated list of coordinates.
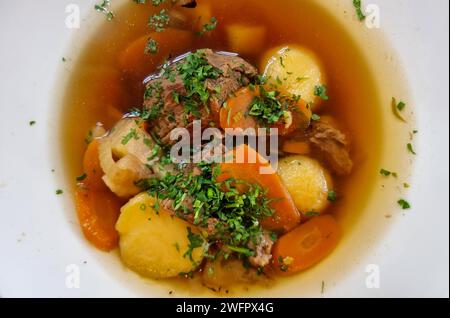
[75, 141, 123, 251]
[119, 29, 193, 80]
[271, 215, 340, 274]
[220, 87, 259, 130]
[217, 144, 301, 232]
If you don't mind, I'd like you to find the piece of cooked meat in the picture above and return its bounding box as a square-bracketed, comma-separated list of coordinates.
[308, 120, 353, 175]
[143, 49, 258, 144]
[248, 232, 274, 268]
[177, 0, 197, 8]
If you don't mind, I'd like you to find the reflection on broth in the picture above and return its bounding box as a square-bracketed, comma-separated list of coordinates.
[60, 0, 386, 293]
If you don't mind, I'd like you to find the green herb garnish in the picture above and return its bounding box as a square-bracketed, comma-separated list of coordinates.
[327, 190, 338, 202]
[407, 143, 417, 155]
[199, 17, 218, 36]
[391, 97, 407, 122]
[352, 0, 366, 21]
[305, 211, 321, 217]
[311, 113, 321, 121]
[380, 169, 398, 178]
[184, 227, 204, 263]
[95, 0, 115, 20]
[76, 173, 87, 182]
[398, 199, 411, 210]
[248, 86, 291, 126]
[145, 38, 159, 54]
[149, 9, 170, 32]
[121, 128, 139, 145]
[137, 162, 275, 259]
[314, 84, 329, 101]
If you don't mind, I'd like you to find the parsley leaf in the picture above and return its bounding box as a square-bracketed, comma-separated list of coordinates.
[407, 143, 417, 155]
[353, 0, 366, 21]
[198, 17, 218, 36]
[144, 38, 159, 54]
[314, 84, 329, 101]
[398, 199, 411, 210]
[95, 0, 115, 20]
[149, 9, 170, 32]
[184, 227, 204, 262]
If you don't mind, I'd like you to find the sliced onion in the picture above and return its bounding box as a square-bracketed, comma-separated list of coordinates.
[98, 118, 161, 198]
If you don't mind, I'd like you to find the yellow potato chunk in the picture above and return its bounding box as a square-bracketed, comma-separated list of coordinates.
[116, 193, 205, 279]
[226, 24, 266, 56]
[261, 45, 326, 107]
[202, 258, 265, 291]
[278, 156, 333, 215]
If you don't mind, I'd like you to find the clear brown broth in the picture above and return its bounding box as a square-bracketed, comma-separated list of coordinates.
[61, 0, 383, 277]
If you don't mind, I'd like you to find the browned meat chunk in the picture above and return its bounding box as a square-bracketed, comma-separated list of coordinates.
[308, 120, 353, 175]
[177, 0, 197, 8]
[248, 232, 274, 268]
[143, 49, 257, 144]
[204, 50, 258, 104]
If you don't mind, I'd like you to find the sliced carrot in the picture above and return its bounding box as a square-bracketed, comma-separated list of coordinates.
[119, 29, 193, 80]
[217, 144, 300, 232]
[271, 215, 340, 274]
[82, 140, 108, 191]
[75, 140, 123, 251]
[282, 140, 311, 155]
[220, 87, 311, 136]
[219, 87, 259, 130]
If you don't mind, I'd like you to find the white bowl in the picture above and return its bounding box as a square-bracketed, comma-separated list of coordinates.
[0, 0, 448, 297]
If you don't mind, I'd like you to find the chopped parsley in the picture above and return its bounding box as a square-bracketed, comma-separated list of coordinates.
[134, 0, 166, 5]
[311, 113, 321, 121]
[198, 17, 218, 36]
[380, 169, 398, 178]
[56, 189, 64, 195]
[137, 162, 275, 259]
[314, 84, 329, 101]
[184, 228, 204, 263]
[76, 173, 87, 182]
[145, 38, 159, 54]
[407, 143, 417, 155]
[175, 51, 222, 117]
[85, 130, 94, 144]
[121, 128, 139, 145]
[397, 199, 411, 210]
[305, 211, 321, 217]
[392, 97, 407, 122]
[327, 190, 338, 202]
[352, 0, 366, 21]
[29, 121, 36, 126]
[95, 0, 115, 20]
[248, 86, 291, 126]
[149, 9, 170, 32]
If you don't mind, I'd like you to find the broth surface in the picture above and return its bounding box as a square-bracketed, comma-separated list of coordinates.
[61, 0, 383, 290]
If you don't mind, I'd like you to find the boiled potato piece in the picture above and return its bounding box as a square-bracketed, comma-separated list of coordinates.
[278, 156, 333, 215]
[202, 258, 266, 291]
[116, 193, 205, 279]
[261, 45, 326, 108]
[226, 24, 266, 56]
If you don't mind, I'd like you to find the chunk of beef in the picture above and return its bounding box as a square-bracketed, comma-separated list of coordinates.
[248, 232, 274, 268]
[143, 49, 258, 144]
[308, 120, 353, 175]
[203, 50, 258, 104]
